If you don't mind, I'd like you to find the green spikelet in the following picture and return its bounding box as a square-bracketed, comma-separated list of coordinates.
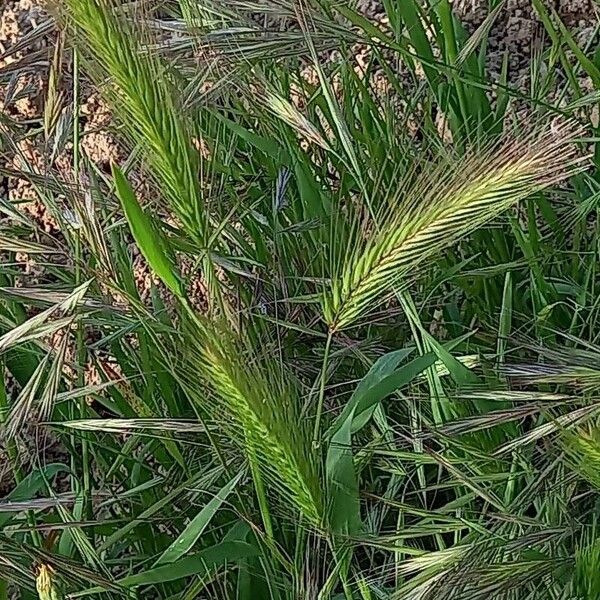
[58, 0, 205, 241]
[323, 123, 584, 331]
[187, 319, 323, 526]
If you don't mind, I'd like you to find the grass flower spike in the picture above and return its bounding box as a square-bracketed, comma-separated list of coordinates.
[323, 122, 584, 331]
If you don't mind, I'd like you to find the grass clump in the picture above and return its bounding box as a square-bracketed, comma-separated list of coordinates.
[0, 0, 599, 598]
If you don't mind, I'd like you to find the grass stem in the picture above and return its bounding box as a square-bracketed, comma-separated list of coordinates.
[313, 329, 333, 448]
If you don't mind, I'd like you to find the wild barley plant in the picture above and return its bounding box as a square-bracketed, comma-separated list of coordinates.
[23, 0, 594, 597]
[55, 0, 228, 308]
[57, 0, 326, 534]
[59, 0, 203, 233]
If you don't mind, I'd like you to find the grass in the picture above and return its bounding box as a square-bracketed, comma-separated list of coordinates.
[0, 0, 600, 598]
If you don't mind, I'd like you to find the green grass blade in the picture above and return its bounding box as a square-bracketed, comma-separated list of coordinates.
[121, 541, 258, 587]
[112, 164, 183, 298]
[154, 470, 244, 566]
[0, 464, 68, 529]
[328, 348, 414, 437]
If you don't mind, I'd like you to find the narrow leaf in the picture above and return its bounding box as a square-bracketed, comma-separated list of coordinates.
[112, 164, 183, 297]
[155, 470, 244, 566]
[120, 541, 258, 586]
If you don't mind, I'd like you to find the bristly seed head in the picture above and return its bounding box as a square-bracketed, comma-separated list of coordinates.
[322, 120, 587, 332]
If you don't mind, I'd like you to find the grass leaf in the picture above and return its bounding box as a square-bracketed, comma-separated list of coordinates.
[154, 470, 244, 566]
[112, 164, 183, 298]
